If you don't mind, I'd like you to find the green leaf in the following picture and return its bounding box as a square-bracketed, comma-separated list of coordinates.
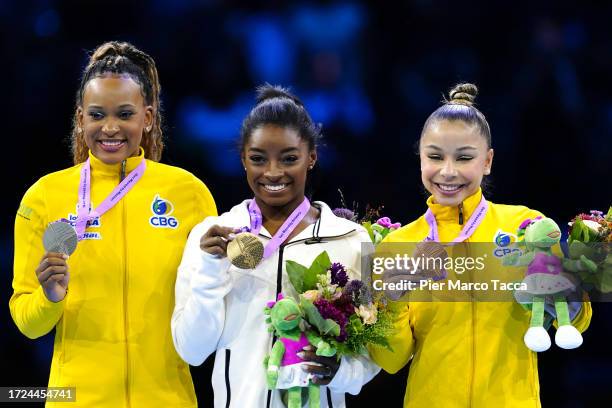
[570, 219, 590, 243]
[606, 207, 612, 221]
[362, 221, 375, 243]
[303, 251, 332, 290]
[300, 296, 340, 336]
[286, 260, 308, 293]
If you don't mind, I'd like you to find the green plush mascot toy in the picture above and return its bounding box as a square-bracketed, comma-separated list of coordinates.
[263, 294, 336, 408]
[504, 217, 584, 352]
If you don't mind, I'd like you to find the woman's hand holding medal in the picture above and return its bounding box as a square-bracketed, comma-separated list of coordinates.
[36, 252, 70, 303]
[200, 225, 236, 257]
[200, 225, 264, 269]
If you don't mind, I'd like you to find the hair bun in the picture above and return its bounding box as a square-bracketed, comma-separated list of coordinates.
[448, 83, 478, 105]
[256, 83, 304, 107]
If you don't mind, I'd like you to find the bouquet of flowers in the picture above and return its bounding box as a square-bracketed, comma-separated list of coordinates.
[283, 251, 394, 357]
[565, 208, 612, 292]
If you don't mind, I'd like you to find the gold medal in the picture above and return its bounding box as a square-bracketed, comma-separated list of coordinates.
[227, 232, 264, 269]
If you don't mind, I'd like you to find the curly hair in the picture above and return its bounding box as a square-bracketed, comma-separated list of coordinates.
[71, 41, 164, 164]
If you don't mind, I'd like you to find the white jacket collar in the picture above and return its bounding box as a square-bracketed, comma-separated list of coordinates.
[219, 199, 358, 242]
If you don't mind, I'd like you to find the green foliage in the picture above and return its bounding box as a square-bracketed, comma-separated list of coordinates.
[286, 260, 308, 293]
[362, 221, 375, 243]
[300, 296, 340, 336]
[328, 304, 396, 357]
[286, 251, 332, 292]
[569, 219, 595, 243]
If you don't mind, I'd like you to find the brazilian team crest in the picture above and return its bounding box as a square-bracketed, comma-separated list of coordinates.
[492, 229, 521, 258]
[149, 195, 179, 229]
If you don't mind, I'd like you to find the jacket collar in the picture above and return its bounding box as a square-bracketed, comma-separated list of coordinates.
[426, 188, 484, 224]
[228, 199, 357, 242]
[87, 147, 146, 178]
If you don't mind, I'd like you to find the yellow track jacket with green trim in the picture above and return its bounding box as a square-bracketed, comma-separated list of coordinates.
[368, 189, 591, 408]
[10, 149, 217, 407]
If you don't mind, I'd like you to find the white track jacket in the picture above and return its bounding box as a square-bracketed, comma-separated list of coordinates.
[172, 200, 380, 407]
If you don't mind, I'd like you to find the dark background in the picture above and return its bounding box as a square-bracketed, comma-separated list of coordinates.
[1, 0, 610, 407]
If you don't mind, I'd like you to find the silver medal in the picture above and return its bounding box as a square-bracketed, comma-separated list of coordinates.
[43, 221, 78, 255]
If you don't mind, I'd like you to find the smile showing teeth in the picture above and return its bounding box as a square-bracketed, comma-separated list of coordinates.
[262, 184, 287, 192]
[436, 183, 463, 192]
[99, 140, 125, 146]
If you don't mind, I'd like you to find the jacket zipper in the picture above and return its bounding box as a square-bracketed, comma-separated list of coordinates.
[327, 387, 333, 407]
[467, 235, 475, 408]
[121, 161, 131, 407]
[458, 203, 464, 225]
[225, 349, 231, 408]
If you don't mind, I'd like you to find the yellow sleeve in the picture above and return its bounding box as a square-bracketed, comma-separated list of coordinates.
[9, 179, 66, 339]
[368, 302, 415, 374]
[192, 175, 218, 219]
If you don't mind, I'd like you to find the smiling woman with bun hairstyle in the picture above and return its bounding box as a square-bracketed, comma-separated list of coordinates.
[10, 41, 217, 407]
[171, 84, 379, 408]
[368, 83, 592, 407]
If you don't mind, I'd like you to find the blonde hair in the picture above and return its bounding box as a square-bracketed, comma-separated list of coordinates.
[71, 41, 164, 164]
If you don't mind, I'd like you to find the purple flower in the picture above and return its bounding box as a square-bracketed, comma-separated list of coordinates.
[590, 210, 604, 217]
[343, 280, 373, 306]
[314, 298, 349, 342]
[343, 280, 363, 298]
[333, 208, 356, 221]
[334, 293, 357, 317]
[329, 263, 348, 287]
[376, 217, 401, 229]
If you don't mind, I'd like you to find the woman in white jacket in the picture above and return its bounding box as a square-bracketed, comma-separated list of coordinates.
[171, 85, 379, 407]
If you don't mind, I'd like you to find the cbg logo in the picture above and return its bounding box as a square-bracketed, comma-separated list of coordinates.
[493, 229, 521, 258]
[149, 195, 179, 228]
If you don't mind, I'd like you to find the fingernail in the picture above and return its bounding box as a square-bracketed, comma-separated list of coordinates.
[62, 254, 69, 260]
[297, 352, 305, 358]
[228, 233, 236, 240]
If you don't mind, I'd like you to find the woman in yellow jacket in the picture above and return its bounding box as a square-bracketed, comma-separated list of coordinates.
[10, 42, 217, 407]
[369, 83, 591, 407]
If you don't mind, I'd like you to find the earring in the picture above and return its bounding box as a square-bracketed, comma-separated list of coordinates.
[145, 126, 152, 132]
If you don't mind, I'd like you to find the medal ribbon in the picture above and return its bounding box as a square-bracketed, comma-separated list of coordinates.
[74, 158, 146, 240]
[248, 197, 311, 259]
[424, 196, 488, 243]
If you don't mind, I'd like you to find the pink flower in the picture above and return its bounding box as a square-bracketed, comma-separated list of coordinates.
[376, 217, 401, 229]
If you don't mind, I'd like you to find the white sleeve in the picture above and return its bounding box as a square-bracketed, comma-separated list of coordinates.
[171, 220, 232, 366]
[327, 228, 381, 394]
[327, 353, 381, 395]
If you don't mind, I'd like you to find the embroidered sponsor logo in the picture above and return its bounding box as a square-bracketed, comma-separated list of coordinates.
[17, 204, 34, 220]
[492, 229, 521, 258]
[149, 195, 179, 228]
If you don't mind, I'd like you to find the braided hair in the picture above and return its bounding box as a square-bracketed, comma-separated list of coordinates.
[71, 41, 164, 164]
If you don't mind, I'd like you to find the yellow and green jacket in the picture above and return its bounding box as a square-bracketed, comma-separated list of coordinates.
[10, 149, 217, 407]
[369, 189, 591, 408]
